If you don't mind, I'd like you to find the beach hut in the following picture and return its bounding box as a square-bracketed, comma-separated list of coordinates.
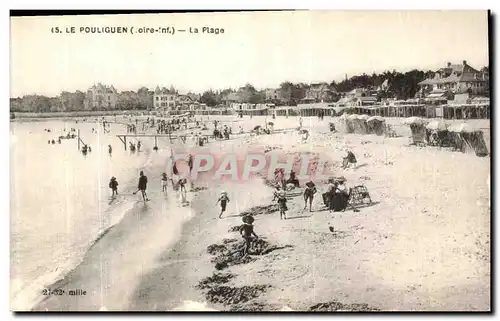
[347, 114, 359, 134]
[366, 116, 386, 135]
[425, 120, 450, 146]
[448, 123, 489, 157]
[404, 117, 426, 145]
[355, 114, 370, 134]
[337, 113, 352, 133]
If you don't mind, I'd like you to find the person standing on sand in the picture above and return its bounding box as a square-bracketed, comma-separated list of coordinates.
[133, 171, 149, 201]
[299, 116, 303, 129]
[273, 190, 288, 219]
[109, 177, 119, 197]
[108, 144, 112, 156]
[240, 215, 258, 256]
[178, 176, 188, 203]
[327, 180, 337, 213]
[161, 173, 168, 193]
[216, 191, 230, 219]
[188, 154, 194, 173]
[304, 181, 317, 211]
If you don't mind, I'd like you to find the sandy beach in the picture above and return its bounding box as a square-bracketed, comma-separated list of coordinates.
[30, 115, 490, 312]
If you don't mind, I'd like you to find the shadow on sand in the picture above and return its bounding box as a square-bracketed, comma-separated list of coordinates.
[317, 201, 380, 213]
[286, 214, 313, 220]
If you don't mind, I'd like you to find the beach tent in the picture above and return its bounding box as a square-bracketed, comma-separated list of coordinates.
[404, 117, 426, 145]
[348, 114, 368, 134]
[448, 123, 489, 157]
[354, 114, 370, 134]
[403, 116, 424, 125]
[366, 116, 386, 135]
[426, 120, 447, 131]
[425, 120, 450, 146]
[337, 113, 353, 133]
[346, 114, 359, 134]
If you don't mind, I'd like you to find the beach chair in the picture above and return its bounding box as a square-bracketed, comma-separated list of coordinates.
[348, 185, 372, 206]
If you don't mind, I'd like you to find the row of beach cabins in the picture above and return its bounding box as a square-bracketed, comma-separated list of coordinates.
[333, 114, 489, 158]
[276, 97, 490, 119]
[155, 98, 490, 119]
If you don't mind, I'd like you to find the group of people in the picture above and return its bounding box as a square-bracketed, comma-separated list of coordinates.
[126, 124, 137, 133]
[154, 117, 192, 135]
[317, 109, 326, 121]
[108, 169, 192, 203]
[213, 125, 232, 140]
[322, 177, 351, 213]
[107, 170, 150, 202]
[81, 144, 92, 154]
[129, 141, 141, 152]
[274, 169, 300, 191]
[272, 167, 355, 214]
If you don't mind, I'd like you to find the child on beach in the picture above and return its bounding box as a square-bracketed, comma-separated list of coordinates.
[342, 150, 357, 169]
[161, 173, 168, 193]
[273, 190, 288, 220]
[216, 191, 230, 219]
[178, 177, 188, 203]
[109, 177, 118, 197]
[240, 215, 258, 256]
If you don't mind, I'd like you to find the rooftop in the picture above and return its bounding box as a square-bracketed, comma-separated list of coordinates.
[154, 86, 177, 95]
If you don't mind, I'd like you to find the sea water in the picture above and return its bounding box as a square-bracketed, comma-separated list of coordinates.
[10, 119, 162, 310]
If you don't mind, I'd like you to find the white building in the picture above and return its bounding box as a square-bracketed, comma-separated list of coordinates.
[84, 83, 118, 110]
[154, 86, 177, 110]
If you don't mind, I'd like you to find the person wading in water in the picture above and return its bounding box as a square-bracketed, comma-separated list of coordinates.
[133, 171, 149, 201]
[109, 177, 118, 197]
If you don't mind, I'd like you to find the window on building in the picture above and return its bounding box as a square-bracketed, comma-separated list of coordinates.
[156, 97, 159, 101]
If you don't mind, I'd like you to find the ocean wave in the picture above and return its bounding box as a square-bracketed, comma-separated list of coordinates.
[12, 146, 158, 311]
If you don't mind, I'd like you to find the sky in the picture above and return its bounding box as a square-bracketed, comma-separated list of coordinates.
[10, 11, 489, 97]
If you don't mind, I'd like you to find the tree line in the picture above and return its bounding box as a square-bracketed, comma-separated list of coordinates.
[10, 66, 489, 112]
[10, 87, 154, 113]
[198, 69, 441, 107]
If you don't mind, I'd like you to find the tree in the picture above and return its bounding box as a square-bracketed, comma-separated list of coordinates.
[238, 83, 257, 103]
[249, 90, 265, 104]
[200, 90, 218, 107]
[279, 82, 293, 103]
[137, 87, 153, 110]
[117, 91, 139, 110]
